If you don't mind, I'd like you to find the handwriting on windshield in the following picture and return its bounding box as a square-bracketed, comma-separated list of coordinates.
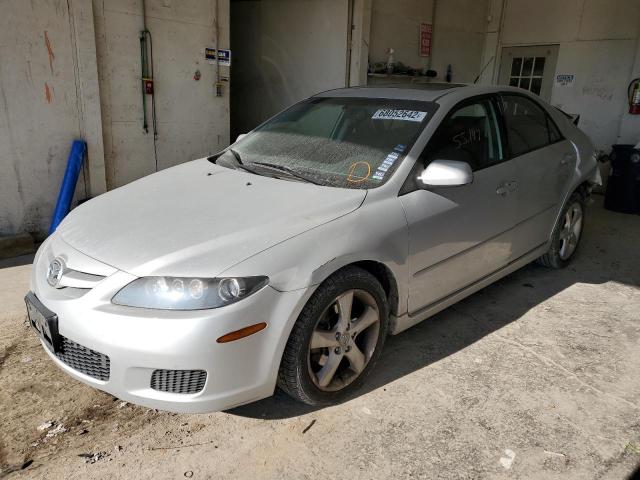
[347, 161, 371, 183]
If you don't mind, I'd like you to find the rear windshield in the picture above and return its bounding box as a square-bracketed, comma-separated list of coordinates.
[223, 97, 437, 188]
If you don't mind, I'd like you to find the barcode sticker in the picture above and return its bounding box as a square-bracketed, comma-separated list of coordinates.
[372, 109, 427, 122]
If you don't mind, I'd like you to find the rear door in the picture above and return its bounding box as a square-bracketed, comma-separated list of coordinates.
[499, 94, 576, 259]
[401, 96, 518, 314]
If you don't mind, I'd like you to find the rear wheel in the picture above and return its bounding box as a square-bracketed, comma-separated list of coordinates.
[278, 266, 389, 405]
[538, 191, 585, 268]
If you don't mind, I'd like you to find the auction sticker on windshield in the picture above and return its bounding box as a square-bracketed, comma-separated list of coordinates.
[372, 109, 427, 122]
[372, 151, 400, 180]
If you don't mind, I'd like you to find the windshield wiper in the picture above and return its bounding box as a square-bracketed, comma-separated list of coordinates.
[225, 149, 263, 175]
[251, 162, 323, 186]
[228, 148, 243, 165]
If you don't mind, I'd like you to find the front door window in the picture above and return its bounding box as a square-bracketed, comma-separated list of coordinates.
[422, 99, 503, 171]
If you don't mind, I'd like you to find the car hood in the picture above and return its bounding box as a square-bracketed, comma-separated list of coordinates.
[58, 159, 366, 277]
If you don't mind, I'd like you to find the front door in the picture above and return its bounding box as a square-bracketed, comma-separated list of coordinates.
[400, 97, 518, 314]
[499, 45, 559, 102]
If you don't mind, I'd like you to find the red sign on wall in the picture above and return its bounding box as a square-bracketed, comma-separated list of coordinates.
[420, 23, 433, 57]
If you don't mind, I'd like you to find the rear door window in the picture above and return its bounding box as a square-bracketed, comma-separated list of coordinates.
[500, 95, 561, 156]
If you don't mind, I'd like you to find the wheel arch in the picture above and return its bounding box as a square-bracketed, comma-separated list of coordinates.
[576, 180, 593, 203]
[306, 254, 403, 319]
[348, 260, 400, 318]
[549, 177, 594, 243]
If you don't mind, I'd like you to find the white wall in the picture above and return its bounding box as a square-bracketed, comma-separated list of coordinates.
[0, 0, 105, 237]
[230, 0, 349, 137]
[94, 0, 230, 189]
[367, 0, 488, 83]
[369, 0, 433, 71]
[0, 0, 230, 238]
[482, 0, 640, 150]
[619, 32, 640, 144]
[430, 0, 489, 83]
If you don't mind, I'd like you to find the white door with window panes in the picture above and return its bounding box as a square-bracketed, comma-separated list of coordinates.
[499, 45, 559, 102]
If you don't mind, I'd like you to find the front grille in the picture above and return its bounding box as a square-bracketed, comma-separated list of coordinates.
[55, 336, 110, 381]
[150, 369, 207, 394]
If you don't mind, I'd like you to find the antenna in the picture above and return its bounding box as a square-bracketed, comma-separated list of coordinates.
[474, 56, 495, 84]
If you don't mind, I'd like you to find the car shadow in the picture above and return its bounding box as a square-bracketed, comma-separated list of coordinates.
[228, 198, 639, 419]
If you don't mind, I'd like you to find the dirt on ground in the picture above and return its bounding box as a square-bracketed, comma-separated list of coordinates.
[1, 197, 639, 479]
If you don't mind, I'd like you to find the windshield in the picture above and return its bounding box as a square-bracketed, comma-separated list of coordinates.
[217, 97, 437, 188]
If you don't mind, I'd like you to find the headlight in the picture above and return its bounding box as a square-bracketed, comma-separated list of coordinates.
[111, 276, 269, 310]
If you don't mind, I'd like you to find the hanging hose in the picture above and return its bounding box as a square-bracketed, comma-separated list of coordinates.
[139, 32, 148, 133]
[139, 0, 159, 170]
[146, 30, 158, 141]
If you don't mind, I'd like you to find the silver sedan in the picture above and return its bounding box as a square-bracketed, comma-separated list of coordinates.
[26, 84, 600, 412]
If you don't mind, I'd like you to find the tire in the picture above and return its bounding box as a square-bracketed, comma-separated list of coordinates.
[277, 266, 389, 406]
[538, 191, 585, 269]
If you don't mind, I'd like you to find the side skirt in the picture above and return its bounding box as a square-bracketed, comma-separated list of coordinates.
[390, 242, 549, 335]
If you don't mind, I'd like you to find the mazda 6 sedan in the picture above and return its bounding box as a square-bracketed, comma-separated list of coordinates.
[27, 84, 600, 412]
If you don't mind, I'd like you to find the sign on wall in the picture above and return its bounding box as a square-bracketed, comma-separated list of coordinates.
[205, 48, 231, 67]
[555, 74, 575, 87]
[420, 23, 433, 57]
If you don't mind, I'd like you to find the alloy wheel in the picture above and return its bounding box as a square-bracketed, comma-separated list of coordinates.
[307, 289, 380, 392]
[559, 201, 583, 260]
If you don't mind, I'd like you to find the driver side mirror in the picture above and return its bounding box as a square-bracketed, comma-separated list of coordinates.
[418, 159, 473, 187]
[235, 133, 247, 143]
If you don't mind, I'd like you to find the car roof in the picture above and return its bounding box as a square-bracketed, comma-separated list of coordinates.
[314, 83, 533, 104]
[314, 83, 469, 102]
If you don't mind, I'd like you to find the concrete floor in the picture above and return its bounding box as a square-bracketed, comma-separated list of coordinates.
[1, 197, 639, 479]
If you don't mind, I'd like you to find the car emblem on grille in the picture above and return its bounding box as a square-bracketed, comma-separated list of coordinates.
[46, 258, 65, 288]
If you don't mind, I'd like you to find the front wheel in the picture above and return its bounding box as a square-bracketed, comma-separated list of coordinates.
[277, 266, 389, 406]
[538, 191, 585, 269]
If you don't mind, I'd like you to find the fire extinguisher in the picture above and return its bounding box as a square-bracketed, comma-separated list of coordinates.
[630, 78, 640, 115]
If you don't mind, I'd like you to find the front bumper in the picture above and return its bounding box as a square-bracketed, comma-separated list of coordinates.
[30, 235, 310, 413]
